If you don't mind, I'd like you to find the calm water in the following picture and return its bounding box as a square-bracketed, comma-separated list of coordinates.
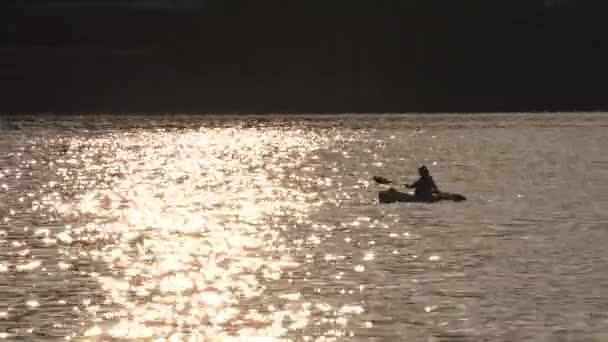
[0, 113, 607, 341]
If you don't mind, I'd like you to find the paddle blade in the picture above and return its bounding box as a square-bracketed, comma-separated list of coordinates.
[373, 176, 392, 184]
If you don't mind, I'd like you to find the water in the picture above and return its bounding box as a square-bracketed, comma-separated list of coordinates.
[0, 113, 607, 341]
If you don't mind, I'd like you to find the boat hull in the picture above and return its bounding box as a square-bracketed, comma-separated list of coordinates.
[378, 188, 466, 204]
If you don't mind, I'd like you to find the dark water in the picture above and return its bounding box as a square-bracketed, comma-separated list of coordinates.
[0, 113, 607, 341]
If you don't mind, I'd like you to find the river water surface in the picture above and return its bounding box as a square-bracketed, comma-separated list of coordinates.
[0, 113, 607, 341]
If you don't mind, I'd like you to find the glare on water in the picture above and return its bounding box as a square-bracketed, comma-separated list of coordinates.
[41, 126, 362, 341]
[0, 114, 607, 341]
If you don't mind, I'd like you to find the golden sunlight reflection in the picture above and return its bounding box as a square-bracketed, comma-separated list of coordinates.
[47, 126, 362, 340]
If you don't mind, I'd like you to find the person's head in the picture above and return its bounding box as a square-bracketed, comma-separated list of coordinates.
[418, 165, 430, 176]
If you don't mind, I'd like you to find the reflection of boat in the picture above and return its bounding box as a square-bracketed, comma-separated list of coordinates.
[378, 188, 467, 204]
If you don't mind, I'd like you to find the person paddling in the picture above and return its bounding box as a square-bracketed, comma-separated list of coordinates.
[405, 165, 440, 199]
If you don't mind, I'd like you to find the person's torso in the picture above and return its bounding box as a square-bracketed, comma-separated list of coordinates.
[414, 176, 435, 197]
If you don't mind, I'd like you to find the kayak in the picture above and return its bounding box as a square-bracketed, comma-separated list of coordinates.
[379, 188, 466, 204]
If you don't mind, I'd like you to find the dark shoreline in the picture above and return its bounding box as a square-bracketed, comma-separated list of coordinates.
[2, 1, 607, 114]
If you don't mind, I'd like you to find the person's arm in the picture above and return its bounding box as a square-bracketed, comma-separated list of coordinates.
[405, 178, 420, 188]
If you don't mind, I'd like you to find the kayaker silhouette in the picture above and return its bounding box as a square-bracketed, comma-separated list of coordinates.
[405, 165, 440, 199]
[374, 166, 466, 203]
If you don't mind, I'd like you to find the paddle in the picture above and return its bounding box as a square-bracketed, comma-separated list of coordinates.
[372, 176, 393, 184]
[372, 176, 409, 187]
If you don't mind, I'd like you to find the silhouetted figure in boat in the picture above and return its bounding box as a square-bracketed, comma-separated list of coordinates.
[405, 165, 439, 200]
[374, 166, 465, 203]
